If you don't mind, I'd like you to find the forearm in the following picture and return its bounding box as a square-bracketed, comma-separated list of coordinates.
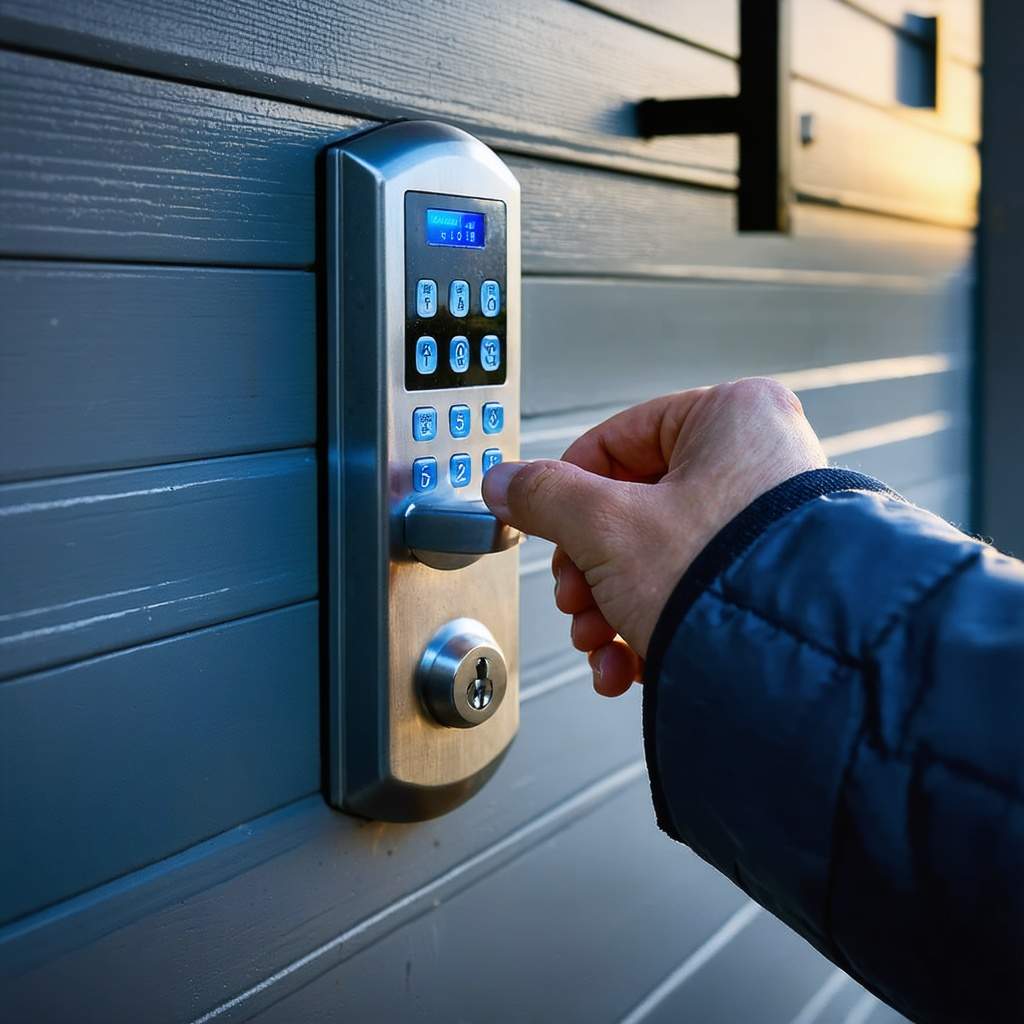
[644, 470, 1024, 1023]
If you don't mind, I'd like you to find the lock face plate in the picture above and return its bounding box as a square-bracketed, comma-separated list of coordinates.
[325, 122, 521, 821]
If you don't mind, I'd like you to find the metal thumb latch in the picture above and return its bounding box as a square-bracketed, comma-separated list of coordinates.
[404, 499, 520, 570]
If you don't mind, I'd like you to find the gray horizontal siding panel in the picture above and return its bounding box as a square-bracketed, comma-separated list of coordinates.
[0, 51, 368, 265]
[0, 263, 315, 480]
[635, 908, 836, 1024]
[0, 51, 974, 273]
[521, 277, 969, 416]
[902, 475, 970, 529]
[0, 450, 317, 679]
[513, 155, 973, 279]
[837, 425, 967, 490]
[2, 684, 648, 1020]
[793, 80, 978, 227]
[792, 0, 980, 142]
[580, 0, 737, 56]
[0, 601, 320, 927]
[0, 0, 737, 186]
[247, 784, 750, 1023]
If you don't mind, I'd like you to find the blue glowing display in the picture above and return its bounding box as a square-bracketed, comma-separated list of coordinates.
[425, 208, 485, 249]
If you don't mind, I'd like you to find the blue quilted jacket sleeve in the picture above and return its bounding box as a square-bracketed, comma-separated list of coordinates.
[643, 469, 1024, 1023]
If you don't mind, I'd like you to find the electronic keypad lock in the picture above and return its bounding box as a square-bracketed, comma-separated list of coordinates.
[325, 122, 521, 821]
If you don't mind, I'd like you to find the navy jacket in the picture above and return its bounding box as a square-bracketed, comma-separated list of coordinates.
[644, 469, 1024, 1023]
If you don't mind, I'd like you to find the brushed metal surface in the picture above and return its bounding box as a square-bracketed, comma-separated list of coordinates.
[326, 122, 520, 820]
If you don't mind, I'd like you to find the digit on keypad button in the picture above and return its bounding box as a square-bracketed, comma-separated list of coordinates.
[449, 280, 470, 318]
[412, 406, 437, 442]
[416, 280, 437, 318]
[449, 404, 471, 439]
[482, 402, 504, 435]
[413, 457, 437, 493]
[482, 448, 502, 474]
[416, 336, 438, 375]
[450, 453, 472, 488]
[481, 280, 501, 318]
[450, 336, 470, 373]
[480, 334, 501, 372]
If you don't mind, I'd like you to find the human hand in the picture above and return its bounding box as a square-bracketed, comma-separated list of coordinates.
[481, 378, 827, 696]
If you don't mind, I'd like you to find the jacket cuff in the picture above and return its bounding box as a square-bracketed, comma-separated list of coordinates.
[642, 468, 898, 840]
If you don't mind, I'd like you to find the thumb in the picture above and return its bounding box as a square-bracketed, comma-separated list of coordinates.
[482, 460, 630, 564]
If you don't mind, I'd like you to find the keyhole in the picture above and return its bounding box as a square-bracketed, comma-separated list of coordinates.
[467, 657, 493, 711]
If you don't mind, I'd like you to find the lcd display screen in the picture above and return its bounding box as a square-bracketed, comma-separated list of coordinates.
[425, 208, 486, 249]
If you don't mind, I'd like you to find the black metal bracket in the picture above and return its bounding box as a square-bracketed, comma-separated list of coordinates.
[636, 0, 791, 233]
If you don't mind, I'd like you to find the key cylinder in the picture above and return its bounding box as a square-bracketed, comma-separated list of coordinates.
[418, 619, 507, 728]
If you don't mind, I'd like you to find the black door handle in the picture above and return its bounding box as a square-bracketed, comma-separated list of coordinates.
[635, 0, 791, 234]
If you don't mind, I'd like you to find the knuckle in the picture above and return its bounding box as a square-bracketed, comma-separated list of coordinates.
[724, 376, 803, 416]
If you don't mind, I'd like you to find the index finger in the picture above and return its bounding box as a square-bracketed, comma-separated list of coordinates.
[560, 388, 710, 483]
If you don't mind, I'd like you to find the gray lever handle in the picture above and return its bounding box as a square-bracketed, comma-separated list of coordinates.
[404, 500, 520, 570]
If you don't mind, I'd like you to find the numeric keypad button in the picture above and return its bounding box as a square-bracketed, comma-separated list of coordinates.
[416, 280, 437, 318]
[480, 335, 501, 372]
[415, 336, 438, 375]
[413, 457, 438, 493]
[482, 402, 504, 435]
[450, 453, 472, 488]
[482, 448, 502, 474]
[412, 407, 437, 442]
[481, 280, 501, 317]
[449, 280, 470, 318]
[450, 336, 470, 373]
[449, 404, 471, 439]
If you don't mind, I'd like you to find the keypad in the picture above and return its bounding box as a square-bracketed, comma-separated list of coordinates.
[482, 448, 502, 474]
[449, 405, 471, 439]
[404, 192, 506, 391]
[412, 407, 437, 442]
[413, 457, 437, 493]
[482, 402, 504, 435]
[450, 453, 472, 488]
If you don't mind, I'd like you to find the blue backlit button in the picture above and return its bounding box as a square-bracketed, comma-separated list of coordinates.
[416, 279, 437, 318]
[481, 280, 501, 317]
[412, 407, 437, 442]
[450, 453, 472, 488]
[482, 448, 503, 474]
[450, 336, 470, 373]
[449, 280, 470, 318]
[449, 404, 471, 439]
[413, 457, 437, 493]
[482, 402, 504, 435]
[415, 336, 438, 375]
[480, 334, 501, 372]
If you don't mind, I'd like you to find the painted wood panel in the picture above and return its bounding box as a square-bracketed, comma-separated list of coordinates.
[1, 684, 648, 1018]
[580, 0, 738, 56]
[0, 601, 320, 926]
[521, 277, 969, 416]
[0, 450, 317, 678]
[0, 51, 367, 266]
[844, 0, 980, 66]
[635, 908, 836, 1024]
[793, 0, 980, 142]
[0, 264, 315, 480]
[245, 784, 752, 1023]
[0, 50, 976, 271]
[0, 0, 737, 187]
[793, 80, 978, 226]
